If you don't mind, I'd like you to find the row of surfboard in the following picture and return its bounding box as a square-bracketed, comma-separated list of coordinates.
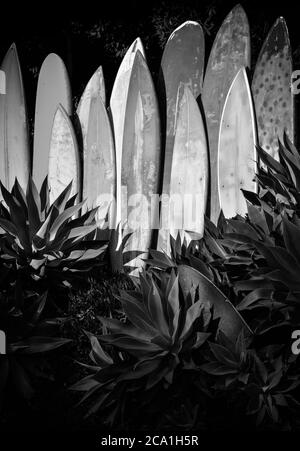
[0, 5, 295, 272]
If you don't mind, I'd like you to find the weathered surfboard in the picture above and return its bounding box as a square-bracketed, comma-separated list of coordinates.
[33, 53, 72, 191]
[122, 50, 160, 272]
[252, 17, 294, 161]
[178, 265, 252, 340]
[218, 68, 257, 219]
[48, 104, 80, 204]
[164, 86, 208, 252]
[159, 21, 205, 197]
[0, 44, 30, 191]
[77, 65, 106, 156]
[202, 5, 250, 224]
[110, 37, 145, 269]
[84, 94, 116, 230]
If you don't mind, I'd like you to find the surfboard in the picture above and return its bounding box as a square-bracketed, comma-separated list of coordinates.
[48, 104, 80, 204]
[157, 21, 205, 254]
[84, 94, 115, 231]
[33, 53, 72, 191]
[164, 86, 208, 253]
[122, 50, 161, 272]
[218, 68, 257, 219]
[0, 44, 30, 192]
[77, 65, 106, 157]
[202, 5, 250, 224]
[159, 21, 205, 198]
[178, 265, 252, 340]
[110, 37, 145, 269]
[252, 17, 294, 161]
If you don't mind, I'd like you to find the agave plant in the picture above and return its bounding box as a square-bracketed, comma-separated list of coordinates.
[201, 333, 300, 428]
[71, 269, 213, 421]
[0, 289, 71, 404]
[0, 177, 107, 296]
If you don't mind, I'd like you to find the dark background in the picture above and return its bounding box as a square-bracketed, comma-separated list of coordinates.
[0, 0, 299, 127]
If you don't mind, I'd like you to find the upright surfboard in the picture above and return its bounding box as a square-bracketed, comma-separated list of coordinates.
[77, 65, 106, 156]
[122, 51, 161, 272]
[202, 5, 250, 224]
[158, 21, 205, 253]
[164, 86, 208, 253]
[84, 95, 115, 230]
[252, 17, 294, 161]
[110, 37, 145, 269]
[0, 44, 30, 191]
[159, 21, 205, 197]
[33, 53, 72, 191]
[48, 104, 80, 204]
[218, 68, 257, 219]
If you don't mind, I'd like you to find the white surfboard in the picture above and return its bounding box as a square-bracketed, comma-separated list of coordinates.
[48, 104, 80, 204]
[84, 94, 116, 230]
[77, 65, 106, 157]
[0, 44, 30, 192]
[109, 38, 145, 263]
[167, 86, 208, 251]
[33, 53, 72, 191]
[218, 68, 257, 218]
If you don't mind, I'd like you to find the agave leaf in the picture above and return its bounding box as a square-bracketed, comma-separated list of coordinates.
[148, 249, 176, 269]
[200, 361, 238, 376]
[247, 203, 270, 237]
[30, 258, 47, 270]
[85, 332, 113, 367]
[147, 279, 170, 338]
[34, 206, 55, 241]
[39, 176, 50, 213]
[65, 193, 78, 209]
[12, 179, 27, 212]
[192, 332, 210, 349]
[71, 375, 100, 392]
[0, 182, 30, 252]
[282, 216, 300, 265]
[188, 255, 213, 280]
[180, 301, 203, 342]
[166, 272, 180, 335]
[256, 243, 300, 278]
[30, 292, 48, 323]
[26, 179, 42, 238]
[99, 334, 161, 357]
[67, 207, 98, 229]
[208, 342, 239, 367]
[178, 265, 252, 340]
[257, 145, 287, 177]
[227, 219, 259, 240]
[120, 296, 158, 336]
[10, 336, 72, 354]
[0, 218, 19, 236]
[67, 225, 97, 241]
[49, 201, 85, 241]
[99, 317, 151, 340]
[237, 288, 274, 311]
[52, 181, 73, 213]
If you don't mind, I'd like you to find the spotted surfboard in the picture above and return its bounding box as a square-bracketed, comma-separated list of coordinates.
[202, 5, 250, 224]
[252, 17, 294, 161]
